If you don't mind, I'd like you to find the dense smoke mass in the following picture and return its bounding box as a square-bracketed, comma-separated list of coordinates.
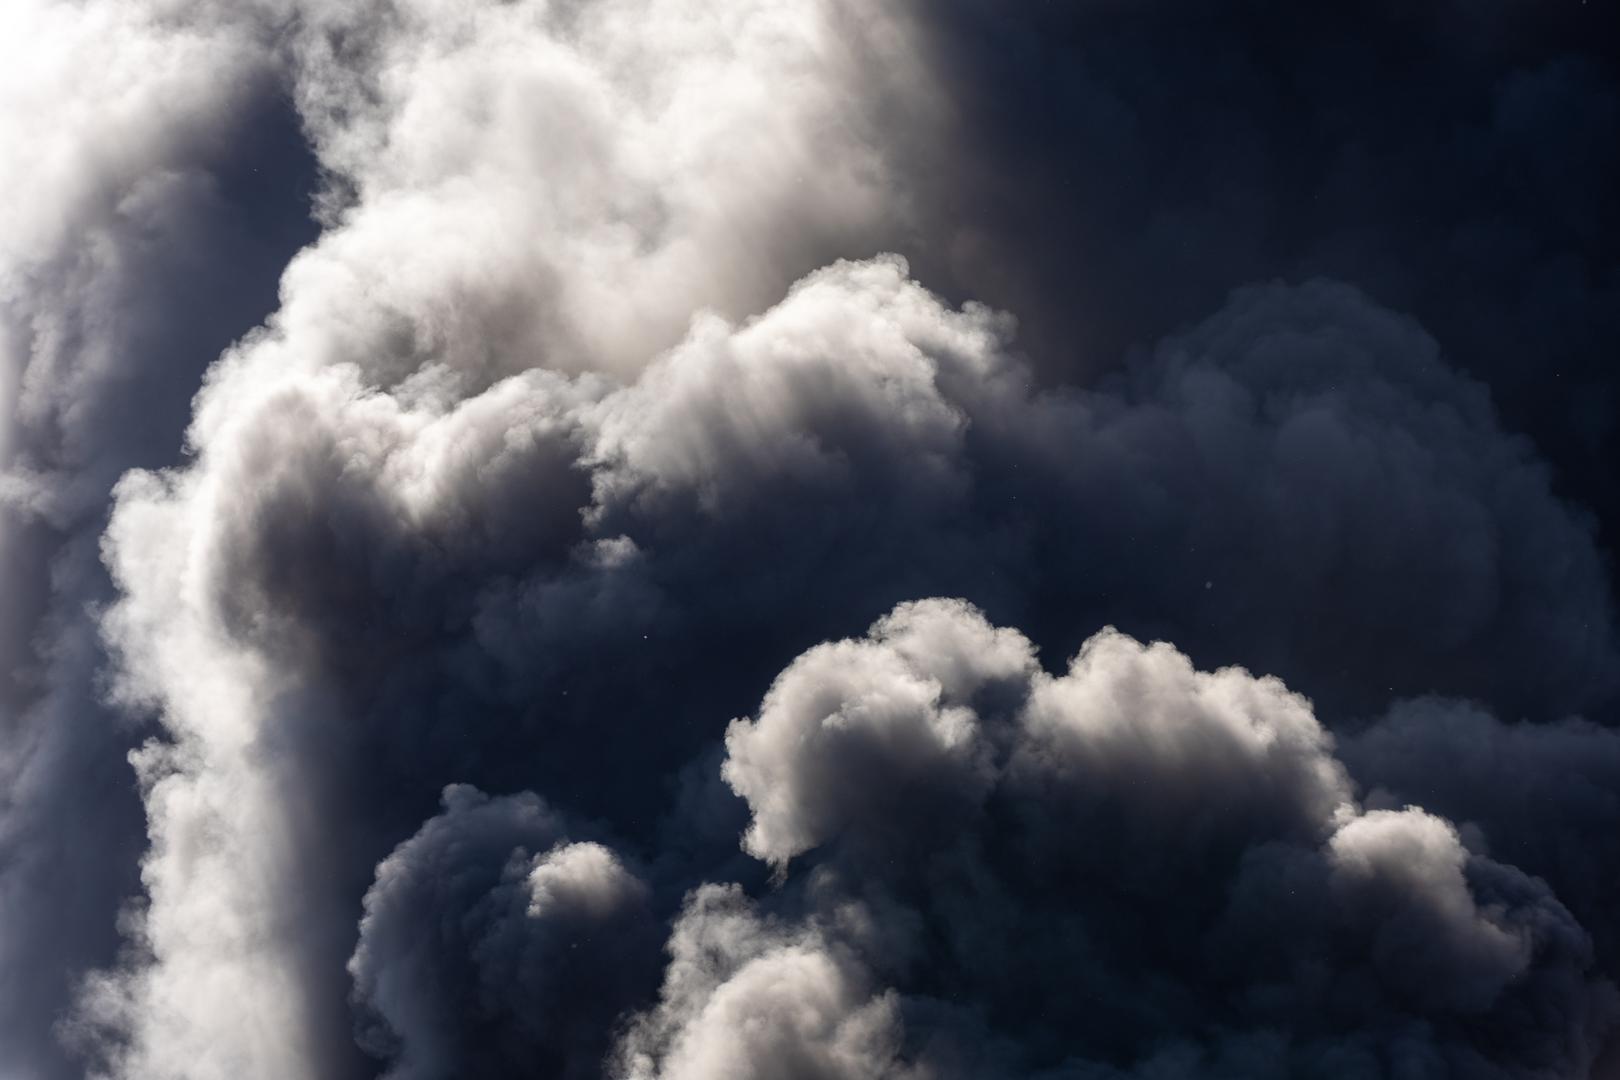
[2, 1, 1618, 1078]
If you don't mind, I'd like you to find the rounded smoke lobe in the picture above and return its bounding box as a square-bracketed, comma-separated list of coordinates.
[1, 1, 1618, 1079]
[624, 601, 1614, 1079]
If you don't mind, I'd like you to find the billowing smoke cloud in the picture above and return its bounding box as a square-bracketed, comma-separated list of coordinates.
[896, 0, 1620, 561]
[263, 0, 934, 385]
[82, 253, 1620, 1077]
[2, 1, 1619, 1079]
[620, 600, 1615, 1078]
[348, 785, 663, 1080]
[1345, 702, 1620, 979]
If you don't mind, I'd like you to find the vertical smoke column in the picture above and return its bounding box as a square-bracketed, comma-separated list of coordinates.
[0, 2, 315, 1076]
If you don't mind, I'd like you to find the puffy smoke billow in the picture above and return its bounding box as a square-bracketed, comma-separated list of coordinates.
[1344, 702, 1620, 980]
[620, 600, 1616, 1078]
[262, 0, 934, 385]
[348, 785, 662, 1080]
[3, 1, 1620, 1079]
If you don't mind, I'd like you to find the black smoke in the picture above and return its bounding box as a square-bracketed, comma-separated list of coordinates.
[2, 2, 1618, 1079]
[900, 0, 1620, 562]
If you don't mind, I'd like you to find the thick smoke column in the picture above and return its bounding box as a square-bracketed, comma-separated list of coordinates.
[2, 1, 1619, 1079]
[0, 4, 314, 1076]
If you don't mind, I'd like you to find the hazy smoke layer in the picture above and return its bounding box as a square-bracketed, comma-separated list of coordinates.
[2, 1, 1618, 1079]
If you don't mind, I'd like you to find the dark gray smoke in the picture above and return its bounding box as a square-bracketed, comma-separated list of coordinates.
[630, 600, 1615, 1078]
[348, 785, 664, 1080]
[2, 1, 1619, 1079]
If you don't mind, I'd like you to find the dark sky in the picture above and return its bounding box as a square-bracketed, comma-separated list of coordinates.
[2, 2, 1618, 1078]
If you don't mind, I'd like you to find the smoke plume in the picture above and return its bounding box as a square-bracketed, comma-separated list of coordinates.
[2, 1, 1618, 1078]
